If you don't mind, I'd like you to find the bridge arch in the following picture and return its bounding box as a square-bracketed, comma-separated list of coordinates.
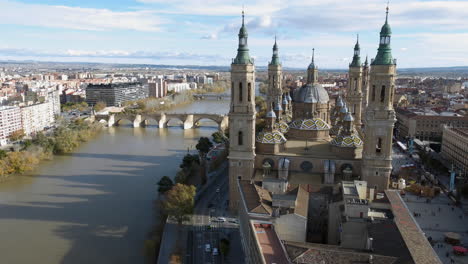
[114, 118, 134, 126]
[164, 117, 185, 127]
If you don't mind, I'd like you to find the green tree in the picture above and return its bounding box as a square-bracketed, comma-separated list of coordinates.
[211, 131, 226, 144]
[196, 137, 213, 156]
[0, 149, 7, 159]
[94, 101, 107, 112]
[220, 238, 230, 257]
[9, 129, 25, 142]
[157, 176, 174, 194]
[180, 154, 199, 170]
[163, 183, 196, 225]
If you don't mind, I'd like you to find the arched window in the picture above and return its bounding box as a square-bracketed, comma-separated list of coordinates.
[372, 85, 376, 101]
[354, 78, 358, 91]
[380, 85, 386, 103]
[231, 82, 234, 99]
[353, 104, 356, 114]
[376, 138, 382, 153]
[238, 131, 243, 146]
[248, 83, 252, 102]
[239, 82, 243, 102]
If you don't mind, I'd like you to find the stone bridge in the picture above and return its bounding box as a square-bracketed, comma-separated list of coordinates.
[95, 112, 229, 131]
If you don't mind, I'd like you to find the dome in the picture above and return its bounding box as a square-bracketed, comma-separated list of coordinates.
[344, 112, 354, 121]
[330, 132, 363, 148]
[340, 104, 348, 113]
[287, 94, 292, 101]
[282, 97, 288, 105]
[290, 118, 330, 131]
[293, 83, 329, 104]
[274, 103, 283, 111]
[276, 120, 289, 133]
[266, 110, 277, 118]
[381, 22, 392, 36]
[336, 97, 344, 107]
[256, 130, 287, 144]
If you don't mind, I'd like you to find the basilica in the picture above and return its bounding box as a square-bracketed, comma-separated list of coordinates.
[228, 8, 397, 213]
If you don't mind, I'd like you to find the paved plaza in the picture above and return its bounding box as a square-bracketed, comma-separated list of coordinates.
[403, 193, 468, 264]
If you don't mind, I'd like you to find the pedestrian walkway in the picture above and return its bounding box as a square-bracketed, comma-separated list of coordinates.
[403, 192, 468, 264]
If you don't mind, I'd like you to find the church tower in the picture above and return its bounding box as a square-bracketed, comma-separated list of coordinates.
[228, 11, 256, 212]
[267, 37, 283, 117]
[362, 56, 370, 112]
[347, 35, 364, 126]
[307, 49, 318, 84]
[361, 5, 396, 192]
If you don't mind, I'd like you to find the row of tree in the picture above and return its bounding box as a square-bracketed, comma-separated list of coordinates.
[0, 119, 102, 178]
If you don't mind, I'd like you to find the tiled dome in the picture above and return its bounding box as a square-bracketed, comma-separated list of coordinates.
[256, 130, 287, 144]
[330, 130, 363, 148]
[276, 120, 290, 134]
[290, 118, 330, 131]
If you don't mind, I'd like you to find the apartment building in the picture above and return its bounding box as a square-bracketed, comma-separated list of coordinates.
[86, 82, 148, 106]
[21, 101, 55, 135]
[441, 126, 468, 173]
[0, 106, 22, 145]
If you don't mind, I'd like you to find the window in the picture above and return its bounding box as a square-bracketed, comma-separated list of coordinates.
[380, 85, 386, 102]
[231, 82, 234, 99]
[239, 82, 243, 102]
[372, 85, 376, 101]
[354, 78, 358, 91]
[248, 83, 252, 102]
[238, 131, 243, 146]
[376, 138, 382, 153]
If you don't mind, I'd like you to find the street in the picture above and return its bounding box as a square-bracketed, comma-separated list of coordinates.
[186, 166, 244, 264]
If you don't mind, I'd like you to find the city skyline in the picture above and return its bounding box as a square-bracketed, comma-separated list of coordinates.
[0, 0, 467, 68]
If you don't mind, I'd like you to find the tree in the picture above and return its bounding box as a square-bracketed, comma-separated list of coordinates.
[163, 183, 196, 225]
[196, 137, 213, 156]
[9, 129, 25, 142]
[220, 238, 230, 257]
[157, 176, 174, 194]
[0, 149, 7, 159]
[212, 131, 226, 144]
[94, 101, 107, 112]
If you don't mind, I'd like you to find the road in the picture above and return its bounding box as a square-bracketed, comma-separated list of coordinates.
[186, 166, 244, 264]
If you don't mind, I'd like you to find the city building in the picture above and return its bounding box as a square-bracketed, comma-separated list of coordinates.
[148, 78, 167, 98]
[441, 126, 468, 174]
[167, 82, 194, 93]
[85, 82, 148, 107]
[396, 108, 468, 141]
[0, 106, 22, 146]
[20, 101, 55, 135]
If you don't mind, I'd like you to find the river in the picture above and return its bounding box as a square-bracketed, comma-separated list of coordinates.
[0, 99, 229, 264]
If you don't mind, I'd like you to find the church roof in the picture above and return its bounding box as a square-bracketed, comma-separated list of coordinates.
[276, 120, 290, 134]
[290, 118, 330, 131]
[330, 129, 363, 148]
[293, 83, 329, 104]
[256, 130, 287, 144]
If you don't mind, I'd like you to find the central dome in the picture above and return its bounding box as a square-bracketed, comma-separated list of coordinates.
[293, 83, 329, 104]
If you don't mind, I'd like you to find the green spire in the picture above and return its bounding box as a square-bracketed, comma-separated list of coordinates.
[372, 4, 394, 65]
[364, 55, 369, 67]
[233, 10, 253, 64]
[308, 48, 316, 69]
[270, 36, 280, 66]
[350, 34, 361, 67]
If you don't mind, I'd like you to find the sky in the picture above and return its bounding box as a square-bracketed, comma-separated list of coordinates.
[0, 0, 467, 69]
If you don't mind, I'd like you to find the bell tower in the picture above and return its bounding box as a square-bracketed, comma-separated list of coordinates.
[347, 35, 363, 126]
[228, 11, 256, 212]
[307, 48, 318, 84]
[267, 37, 283, 116]
[361, 5, 396, 192]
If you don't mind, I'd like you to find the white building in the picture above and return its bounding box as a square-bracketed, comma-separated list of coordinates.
[0, 106, 22, 146]
[167, 82, 192, 93]
[21, 101, 55, 135]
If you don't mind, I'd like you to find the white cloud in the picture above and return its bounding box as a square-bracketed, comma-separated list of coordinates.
[0, 0, 165, 31]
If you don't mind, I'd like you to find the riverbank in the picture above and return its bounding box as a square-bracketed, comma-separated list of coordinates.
[0, 119, 102, 181]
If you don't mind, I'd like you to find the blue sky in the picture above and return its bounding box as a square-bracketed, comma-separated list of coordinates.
[0, 0, 467, 68]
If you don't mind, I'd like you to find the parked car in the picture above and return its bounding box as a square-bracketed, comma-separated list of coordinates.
[216, 217, 226, 222]
[212, 248, 219, 256]
[205, 244, 211, 252]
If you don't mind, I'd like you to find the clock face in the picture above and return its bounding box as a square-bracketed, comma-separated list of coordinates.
[240, 38, 246, 45]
